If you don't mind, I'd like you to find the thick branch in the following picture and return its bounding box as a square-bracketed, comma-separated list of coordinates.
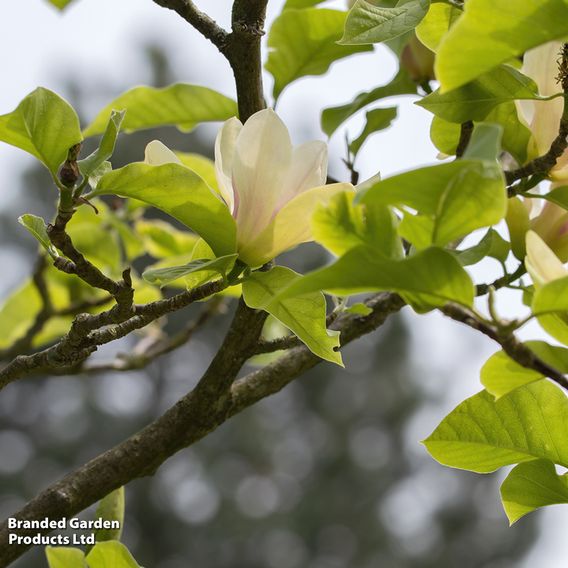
[225, 0, 268, 120]
[0, 293, 403, 566]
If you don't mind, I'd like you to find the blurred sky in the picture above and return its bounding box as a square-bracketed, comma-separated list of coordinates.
[0, 1, 566, 565]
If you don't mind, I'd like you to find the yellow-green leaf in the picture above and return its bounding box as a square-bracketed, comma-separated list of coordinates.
[243, 266, 342, 365]
[84, 85, 237, 137]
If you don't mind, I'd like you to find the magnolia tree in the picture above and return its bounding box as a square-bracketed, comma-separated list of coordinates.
[2, 0, 568, 566]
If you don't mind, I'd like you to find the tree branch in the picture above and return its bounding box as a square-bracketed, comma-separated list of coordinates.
[0, 279, 227, 391]
[0, 292, 403, 567]
[151, 0, 229, 50]
[225, 0, 269, 120]
[475, 263, 526, 296]
[455, 120, 474, 158]
[505, 45, 568, 190]
[505, 118, 568, 189]
[442, 303, 568, 391]
[80, 298, 226, 374]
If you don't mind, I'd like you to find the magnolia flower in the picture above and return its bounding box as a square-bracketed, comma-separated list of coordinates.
[506, 196, 568, 261]
[517, 41, 568, 180]
[525, 230, 568, 286]
[145, 109, 352, 266]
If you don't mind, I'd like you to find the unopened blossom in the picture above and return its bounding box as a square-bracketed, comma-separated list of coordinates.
[517, 41, 568, 180]
[506, 196, 568, 261]
[525, 230, 568, 287]
[145, 109, 352, 266]
[400, 35, 435, 83]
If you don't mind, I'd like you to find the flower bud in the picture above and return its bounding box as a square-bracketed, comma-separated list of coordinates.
[525, 230, 567, 287]
[530, 201, 568, 262]
[400, 35, 436, 83]
[505, 197, 531, 259]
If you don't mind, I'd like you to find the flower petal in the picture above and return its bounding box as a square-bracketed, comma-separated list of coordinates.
[276, 141, 328, 210]
[144, 140, 181, 165]
[531, 201, 567, 242]
[239, 183, 354, 267]
[525, 230, 568, 286]
[214, 117, 242, 212]
[521, 41, 565, 157]
[233, 109, 292, 247]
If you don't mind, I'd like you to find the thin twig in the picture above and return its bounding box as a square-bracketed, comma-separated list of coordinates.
[505, 46, 568, 189]
[455, 120, 474, 158]
[476, 263, 526, 296]
[442, 303, 568, 391]
[82, 298, 226, 374]
[0, 256, 52, 360]
[0, 279, 227, 390]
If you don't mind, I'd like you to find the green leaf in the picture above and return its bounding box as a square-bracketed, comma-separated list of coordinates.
[357, 159, 506, 246]
[66, 204, 122, 275]
[86, 541, 140, 568]
[397, 213, 434, 250]
[176, 152, 219, 193]
[462, 122, 502, 162]
[142, 254, 238, 287]
[18, 214, 58, 258]
[135, 219, 199, 259]
[532, 276, 568, 345]
[88, 161, 112, 190]
[435, 0, 568, 92]
[544, 184, 568, 210]
[455, 228, 510, 266]
[45, 547, 86, 568]
[321, 70, 416, 137]
[84, 85, 237, 137]
[501, 460, 568, 524]
[311, 191, 403, 258]
[284, 0, 328, 7]
[533, 276, 568, 316]
[538, 313, 568, 346]
[93, 487, 124, 544]
[0, 278, 67, 350]
[242, 266, 342, 365]
[105, 212, 145, 262]
[415, 2, 461, 51]
[487, 102, 530, 164]
[340, 0, 430, 45]
[416, 65, 542, 123]
[266, 8, 372, 100]
[78, 110, 125, 177]
[92, 163, 237, 257]
[47, 0, 76, 9]
[349, 106, 397, 156]
[423, 380, 568, 473]
[481, 341, 568, 398]
[344, 302, 373, 316]
[429, 104, 530, 163]
[0, 87, 82, 175]
[430, 116, 460, 155]
[279, 245, 474, 311]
